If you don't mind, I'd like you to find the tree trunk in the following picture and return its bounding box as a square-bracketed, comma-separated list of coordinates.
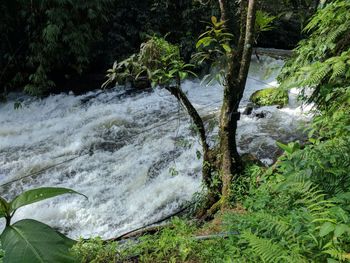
[218, 0, 240, 39]
[238, 0, 256, 95]
[219, 0, 256, 208]
[218, 0, 229, 22]
[165, 85, 214, 188]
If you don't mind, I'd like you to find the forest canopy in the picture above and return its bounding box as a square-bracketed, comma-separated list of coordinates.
[0, 0, 313, 97]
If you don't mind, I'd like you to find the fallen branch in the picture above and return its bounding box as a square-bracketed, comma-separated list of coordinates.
[254, 48, 293, 58]
[105, 203, 193, 243]
[194, 231, 240, 240]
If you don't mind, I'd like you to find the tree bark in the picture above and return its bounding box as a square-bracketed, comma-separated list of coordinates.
[218, 0, 229, 22]
[218, 0, 239, 39]
[238, 0, 256, 96]
[165, 85, 214, 187]
[219, 0, 256, 208]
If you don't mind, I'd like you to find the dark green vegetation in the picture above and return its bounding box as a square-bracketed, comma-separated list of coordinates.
[0, 0, 213, 96]
[0, 0, 313, 97]
[71, 1, 350, 262]
[0, 0, 112, 96]
[0, 187, 85, 262]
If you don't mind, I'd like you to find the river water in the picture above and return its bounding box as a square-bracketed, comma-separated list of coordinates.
[0, 56, 311, 239]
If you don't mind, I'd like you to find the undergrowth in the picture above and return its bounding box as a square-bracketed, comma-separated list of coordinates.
[73, 130, 350, 262]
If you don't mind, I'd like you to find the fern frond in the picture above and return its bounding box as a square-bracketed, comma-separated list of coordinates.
[323, 248, 350, 262]
[327, 23, 348, 44]
[242, 232, 306, 263]
[330, 60, 346, 81]
[242, 232, 287, 262]
[254, 212, 294, 238]
[304, 63, 331, 86]
[278, 0, 350, 106]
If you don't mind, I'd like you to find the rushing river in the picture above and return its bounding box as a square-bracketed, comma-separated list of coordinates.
[0, 56, 311, 239]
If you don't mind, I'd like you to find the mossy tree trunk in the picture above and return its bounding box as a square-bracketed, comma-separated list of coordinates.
[165, 81, 214, 189]
[165, 77, 221, 215]
[165, 0, 257, 214]
[219, 0, 257, 208]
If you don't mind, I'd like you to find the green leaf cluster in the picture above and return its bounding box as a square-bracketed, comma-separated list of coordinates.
[278, 0, 350, 108]
[192, 16, 234, 86]
[255, 10, 276, 34]
[193, 12, 275, 86]
[103, 36, 196, 88]
[254, 10, 276, 43]
[71, 237, 119, 263]
[125, 218, 199, 263]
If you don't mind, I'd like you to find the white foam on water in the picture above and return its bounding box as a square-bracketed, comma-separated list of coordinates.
[0, 56, 312, 238]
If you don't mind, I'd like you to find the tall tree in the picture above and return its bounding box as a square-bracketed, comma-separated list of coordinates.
[105, 0, 258, 214]
[196, 0, 257, 210]
[218, 0, 257, 207]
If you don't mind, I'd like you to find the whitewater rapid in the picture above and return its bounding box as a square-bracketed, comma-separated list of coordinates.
[0, 56, 311, 238]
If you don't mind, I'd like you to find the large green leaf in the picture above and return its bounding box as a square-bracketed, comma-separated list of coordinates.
[0, 219, 76, 263]
[334, 224, 350, 237]
[10, 187, 86, 212]
[196, 37, 214, 49]
[276, 141, 292, 154]
[319, 222, 335, 237]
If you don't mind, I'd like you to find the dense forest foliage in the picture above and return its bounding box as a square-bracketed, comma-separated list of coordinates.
[0, 0, 315, 97]
[0, 0, 213, 96]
